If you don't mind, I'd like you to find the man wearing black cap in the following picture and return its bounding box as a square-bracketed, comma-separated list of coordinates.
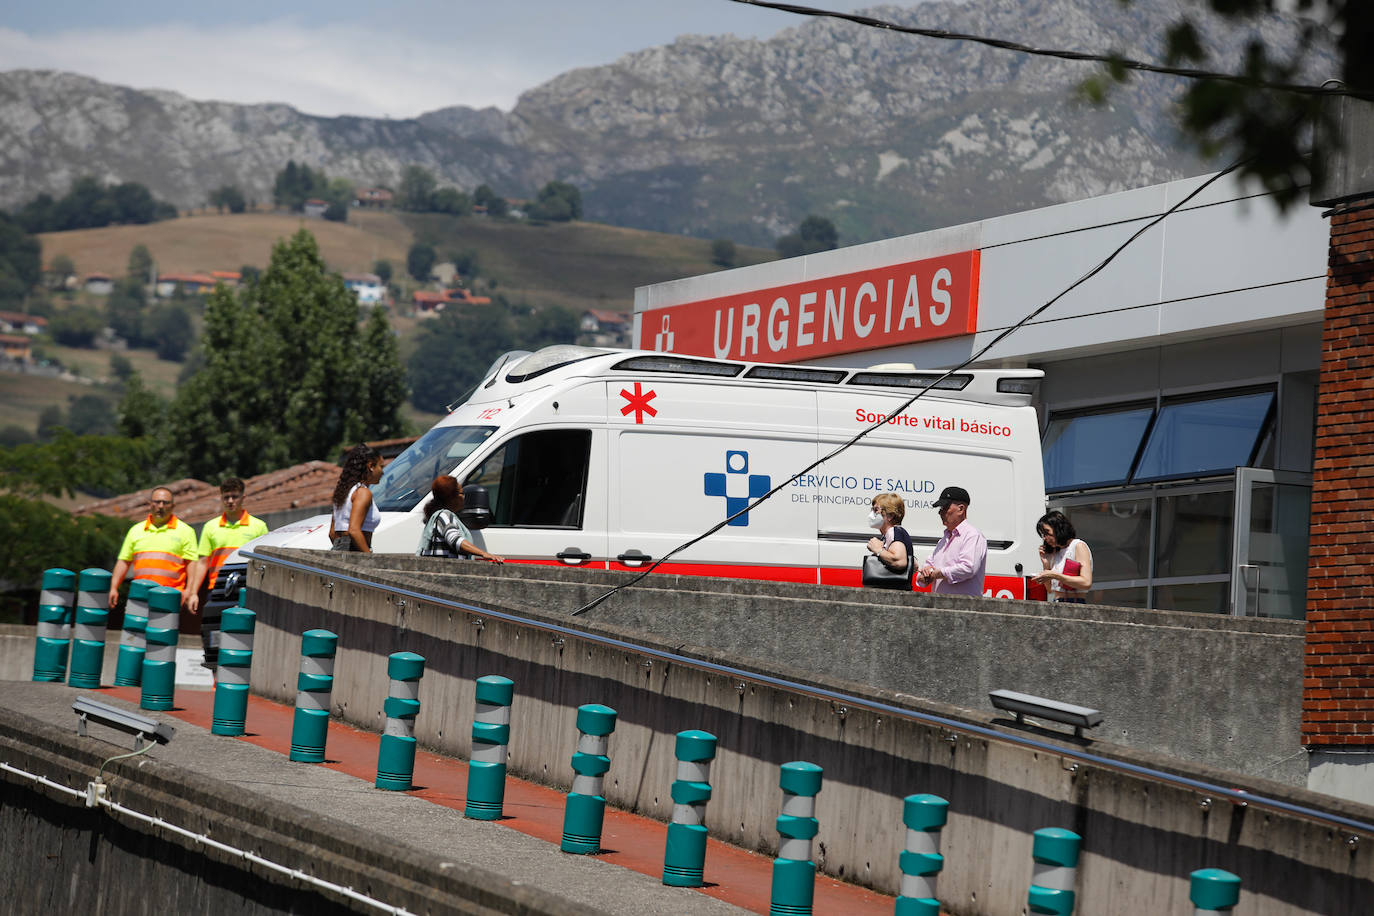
[916, 485, 987, 596]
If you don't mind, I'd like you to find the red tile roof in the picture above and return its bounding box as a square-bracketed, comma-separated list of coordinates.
[73, 461, 343, 524]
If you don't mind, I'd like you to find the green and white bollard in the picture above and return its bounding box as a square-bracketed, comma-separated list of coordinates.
[771, 761, 824, 916]
[662, 729, 717, 887]
[896, 794, 948, 916]
[210, 607, 256, 736]
[140, 586, 181, 710]
[1028, 828, 1082, 915]
[1190, 868, 1241, 914]
[114, 578, 155, 687]
[289, 629, 338, 763]
[376, 651, 426, 790]
[67, 568, 112, 688]
[32, 568, 75, 682]
[560, 703, 618, 854]
[465, 675, 515, 820]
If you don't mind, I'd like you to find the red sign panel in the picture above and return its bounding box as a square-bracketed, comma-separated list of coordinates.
[640, 250, 980, 362]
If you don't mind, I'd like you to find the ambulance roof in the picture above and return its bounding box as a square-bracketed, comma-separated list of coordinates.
[468, 346, 1041, 409]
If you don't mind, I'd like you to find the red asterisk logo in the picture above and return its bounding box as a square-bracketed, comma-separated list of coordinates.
[620, 382, 658, 424]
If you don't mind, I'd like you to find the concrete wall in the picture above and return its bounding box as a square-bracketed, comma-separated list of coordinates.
[239, 549, 1371, 915]
[0, 703, 592, 916]
[248, 550, 1305, 784]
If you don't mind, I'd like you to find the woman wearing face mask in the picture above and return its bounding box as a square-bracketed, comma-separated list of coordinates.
[1032, 510, 1093, 603]
[865, 492, 913, 587]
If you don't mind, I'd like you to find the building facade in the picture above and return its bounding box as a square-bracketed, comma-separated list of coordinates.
[634, 173, 1328, 619]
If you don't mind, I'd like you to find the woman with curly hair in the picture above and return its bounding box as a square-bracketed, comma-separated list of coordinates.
[331, 444, 383, 552]
[416, 475, 503, 563]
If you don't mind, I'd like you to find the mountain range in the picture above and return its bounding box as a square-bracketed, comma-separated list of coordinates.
[0, 0, 1333, 247]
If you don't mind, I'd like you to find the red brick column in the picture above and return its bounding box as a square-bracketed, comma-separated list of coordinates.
[1305, 197, 1374, 746]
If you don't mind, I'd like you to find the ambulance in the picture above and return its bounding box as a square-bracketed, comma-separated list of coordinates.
[246, 345, 1048, 597]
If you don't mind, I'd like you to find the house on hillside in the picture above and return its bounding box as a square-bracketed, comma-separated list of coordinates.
[211, 270, 241, 287]
[0, 334, 32, 363]
[84, 274, 113, 296]
[156, 273, 218, 298]
[413, 290, 449, 314]
[303, 199, 329, 219]
[0, 312, 48, 335]
[344, 273, 386, 306]
[354, 188, 394, 209]
[580, 309, 630, 347]
[446, 287, 491, 306]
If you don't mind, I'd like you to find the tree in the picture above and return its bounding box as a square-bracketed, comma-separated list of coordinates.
[0, 495, 129, 591]
[209, 185, 247, 214]
[273, 160, 329, 212]
[710, 239, 737, 268]
[323, 200, 349, 222]
[109, 352, 135, 382]
[348, 306, 410, 444]
[0, 211, 41, 302]
[48, 254, 76, 286]
[529, 181, 582, 221]
[448, 248, 481, 280]
[776, 215, 839, 259]
[0, 429, 162, 498]
[36, 406, 64, 442]
[473, 184, 509, 218]
[398, 165, 438, 212]
[105, 277, 147, 345]
[116, 372, 167, 439]
[164, 228, 407, 479]
[373, 259, 393, 286]
[407, 242, 437, 282]
[127, 244, 154, 282]
[145, 303, 194, 361]
[1093, 1, 1373, 208]
[0, 425, 33, 448]
[432, 187, 472, 216]
[49, 305, 104, 348]
[66, 393, 118, 437]
[111, 182, 158, 224]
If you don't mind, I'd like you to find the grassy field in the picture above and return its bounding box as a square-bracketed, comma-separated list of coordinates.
[39, 209, 413, 277]
[403, 214, 775, 313]
[0, 371, 109, 433]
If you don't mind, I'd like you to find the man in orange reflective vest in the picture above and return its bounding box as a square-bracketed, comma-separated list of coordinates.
[107, 487, 199, 609]
[184, 477, 269, 613]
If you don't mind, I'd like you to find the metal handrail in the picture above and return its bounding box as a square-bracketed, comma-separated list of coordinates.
[242, 548, 1374, 837]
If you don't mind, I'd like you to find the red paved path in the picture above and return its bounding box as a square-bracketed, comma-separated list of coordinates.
[107, 687, 894, 915]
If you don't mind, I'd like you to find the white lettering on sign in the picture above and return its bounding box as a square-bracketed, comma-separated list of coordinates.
[639, 251, 980, 362]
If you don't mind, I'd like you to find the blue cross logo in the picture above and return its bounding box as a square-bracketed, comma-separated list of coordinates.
[704, 450, 770, 527]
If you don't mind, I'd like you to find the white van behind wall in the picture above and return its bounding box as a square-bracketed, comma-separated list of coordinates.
[248, 346, 1047, 597]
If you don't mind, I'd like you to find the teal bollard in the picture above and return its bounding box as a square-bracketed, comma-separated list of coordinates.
[895, 794, 948, 916]
[465, 675, 515, 819]
[32, 568, 75, 682]
[1190, 868, 1241, 914]
[67, 568, 112, 688]
[210, 607, 256, 735]
[140, 586, 180, 710]
[289, 629, 338, 763]
[114, 579, 156, 687]
[376, 652, 425, 790]
[771, 761, 823, 916]
[560, 703, 617, 854]
[1028, 828, 1082, 915]
[662, 729, 717, 887]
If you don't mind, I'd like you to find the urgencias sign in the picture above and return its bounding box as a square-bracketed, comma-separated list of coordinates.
[640, 250, 980, 362]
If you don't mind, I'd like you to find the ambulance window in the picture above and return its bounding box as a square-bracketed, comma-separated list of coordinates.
[372, 425, 497, 511]
[464, 429, 591, 529]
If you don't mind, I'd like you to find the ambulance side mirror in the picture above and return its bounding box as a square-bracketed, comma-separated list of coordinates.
[460, 485, 492, 530]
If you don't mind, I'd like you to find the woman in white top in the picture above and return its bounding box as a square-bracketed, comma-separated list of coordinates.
[331, 444, 384, 552]
[1032, 510, 1093, 603]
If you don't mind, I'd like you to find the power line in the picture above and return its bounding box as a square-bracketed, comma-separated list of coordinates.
[727, 0, 1368, 99]
[573, 157, 1252, 615]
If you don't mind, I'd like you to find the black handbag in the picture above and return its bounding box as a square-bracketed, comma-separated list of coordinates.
[862, 553, 913, 590]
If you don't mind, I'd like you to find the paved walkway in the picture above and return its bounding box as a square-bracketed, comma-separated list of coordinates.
[92, 684, 896, 915]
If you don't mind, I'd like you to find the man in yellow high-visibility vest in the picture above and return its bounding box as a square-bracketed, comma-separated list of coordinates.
[107, 487, 199, 608]
[184, 477, 269, 613]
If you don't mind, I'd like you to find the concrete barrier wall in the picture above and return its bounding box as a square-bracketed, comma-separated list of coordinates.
[241, 549, 1373, 915]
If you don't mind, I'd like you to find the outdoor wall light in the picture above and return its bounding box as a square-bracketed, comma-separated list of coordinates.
[989, 689, 1102, 739]
[73, 696, 175, 750]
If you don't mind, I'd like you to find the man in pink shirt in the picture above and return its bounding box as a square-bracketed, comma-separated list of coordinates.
[917, 486, 987, 596]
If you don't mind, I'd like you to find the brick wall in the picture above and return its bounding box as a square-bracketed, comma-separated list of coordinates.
[1305, 197, 1374, 745]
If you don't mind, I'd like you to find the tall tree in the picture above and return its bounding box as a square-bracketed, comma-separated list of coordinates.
[127, 244, 154, 282]
[0, 211, 41, 302]
[398, 165, 438, 212]
[165, 229, 407, 479]
[407, 242, 436, 282]
[348, 306, 410, 443]
[776, 215, 839, 259]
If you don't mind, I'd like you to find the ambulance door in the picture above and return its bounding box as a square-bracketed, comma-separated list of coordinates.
[606, 379, 819, 583]
[460, 425, 608, 569]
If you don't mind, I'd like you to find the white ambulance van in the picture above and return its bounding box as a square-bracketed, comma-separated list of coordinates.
[248, 345, 1047, 597]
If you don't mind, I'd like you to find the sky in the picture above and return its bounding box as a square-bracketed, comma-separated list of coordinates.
[0, 0, 898, 118]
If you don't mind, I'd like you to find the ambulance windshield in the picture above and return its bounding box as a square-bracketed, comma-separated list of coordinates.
[372, 425, 497, 511]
